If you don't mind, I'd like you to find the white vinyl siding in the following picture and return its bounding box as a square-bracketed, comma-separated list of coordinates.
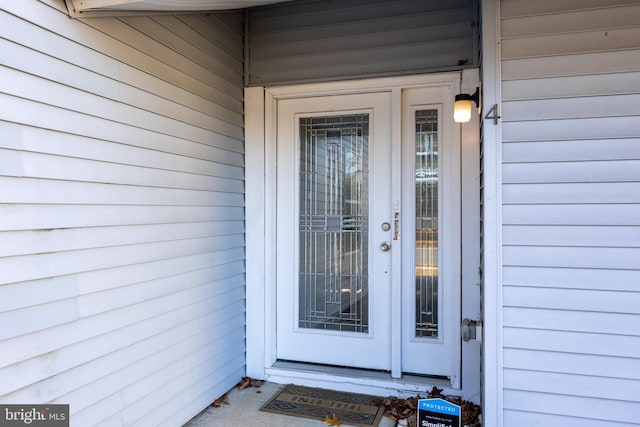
[247, 0, 479, 85]
[499, 0, 640, 424]
[0, 1, 245, 426]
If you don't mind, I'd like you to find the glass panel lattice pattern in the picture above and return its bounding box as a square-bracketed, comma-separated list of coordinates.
[298, 114, 369, 333]
[415, 109, 439, 338]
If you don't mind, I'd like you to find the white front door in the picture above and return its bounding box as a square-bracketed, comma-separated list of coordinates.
[274, 83, 461, 379]
[276, 92, 393, 369]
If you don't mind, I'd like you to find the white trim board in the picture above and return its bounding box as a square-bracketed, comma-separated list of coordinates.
[480, 0, 504, 424]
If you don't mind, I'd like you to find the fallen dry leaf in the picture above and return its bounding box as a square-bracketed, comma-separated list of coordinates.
[236, 376, 265, 390]
[374, 391, 481, 427]
[323, 413, 342, 426]
[212, 393, 229, 408]
[428, 386, 445, 399]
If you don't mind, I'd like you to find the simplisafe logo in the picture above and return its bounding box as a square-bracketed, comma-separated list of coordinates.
[417, 398, 461, 427]
[0, 405, 68, 427]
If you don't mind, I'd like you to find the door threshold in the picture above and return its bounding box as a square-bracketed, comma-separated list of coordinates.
[265, 361, 455, 398]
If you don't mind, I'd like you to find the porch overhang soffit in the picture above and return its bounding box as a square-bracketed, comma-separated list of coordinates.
[64, 0, 293, 17]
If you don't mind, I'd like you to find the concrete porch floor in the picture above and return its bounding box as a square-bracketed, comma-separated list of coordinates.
[184, 382, 397, 427]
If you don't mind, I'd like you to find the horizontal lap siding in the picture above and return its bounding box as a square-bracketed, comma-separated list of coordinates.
[500, 0, 640, 424]
[248, 0, 478, 85]
[0, 1, 245, 426]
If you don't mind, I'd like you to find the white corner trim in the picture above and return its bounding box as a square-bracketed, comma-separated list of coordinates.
[245, 86, 267, 379]
[480, 0, 504, 425]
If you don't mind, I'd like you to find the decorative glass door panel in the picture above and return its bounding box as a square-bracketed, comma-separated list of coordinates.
[276, 93, 392, 370]
[298, 115, 369, 333]
[415, 109, 439, 339]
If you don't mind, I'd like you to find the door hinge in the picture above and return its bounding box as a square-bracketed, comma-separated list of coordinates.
[461, 318, 482, 342]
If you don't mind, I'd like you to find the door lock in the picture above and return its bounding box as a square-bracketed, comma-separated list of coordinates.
[380, 241, 391, 252]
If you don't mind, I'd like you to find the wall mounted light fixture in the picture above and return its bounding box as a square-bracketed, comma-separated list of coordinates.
[454, 87, 480, 123]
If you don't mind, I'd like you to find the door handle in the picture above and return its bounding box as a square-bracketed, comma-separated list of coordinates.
[380, 241, 391, 252]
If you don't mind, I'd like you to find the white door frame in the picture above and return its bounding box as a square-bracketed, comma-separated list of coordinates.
[245, 71, 481, 400]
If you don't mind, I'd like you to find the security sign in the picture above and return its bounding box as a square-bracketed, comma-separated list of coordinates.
[417, 398, 461, 427]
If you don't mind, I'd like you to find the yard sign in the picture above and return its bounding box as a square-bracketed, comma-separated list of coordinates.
[417, 398, 461, 427]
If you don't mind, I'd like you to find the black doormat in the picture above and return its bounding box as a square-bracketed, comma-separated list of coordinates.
[260, 384, 384, 427]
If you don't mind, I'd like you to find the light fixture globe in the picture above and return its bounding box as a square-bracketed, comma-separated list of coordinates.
[454, 94, 473, 123]
[453, 88, 480, 123]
